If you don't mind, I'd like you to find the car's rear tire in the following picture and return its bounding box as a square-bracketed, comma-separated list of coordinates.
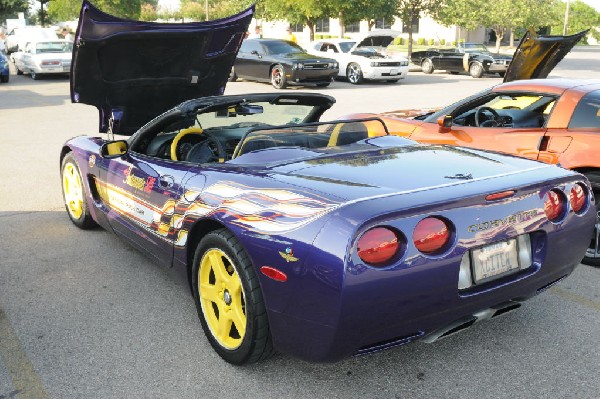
[61, 152, 96, 229]
[421, 59, 434, 74]
[469, 62, 484, 78]
[31, 71, 41, 80]
[228, 67, 237, 82]
[192, 229, 274, 364]
[346, 63, 364, 84]
[582, 172, 600, 266]
[270, 64, 287, 89]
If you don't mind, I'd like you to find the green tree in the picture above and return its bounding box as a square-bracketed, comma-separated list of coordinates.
[436, 0, 560, 52]
[261, 0, 334, 41]
[93, 0, 142, 20]
[397, 0, 443, 56]
[0, 0, 29, 21]
[552, 0, 600, 42]
[140, 2, 158, 21]
[47, 0, 80, 21]
[31, 0, 51, 26]
[336, 0, 396, 37]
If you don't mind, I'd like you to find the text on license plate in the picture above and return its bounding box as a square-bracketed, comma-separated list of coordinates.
[472, 239, 520, 283]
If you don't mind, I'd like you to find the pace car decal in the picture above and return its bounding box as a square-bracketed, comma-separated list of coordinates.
[279, 247, 298, 262]
[95, 179, 340, 247]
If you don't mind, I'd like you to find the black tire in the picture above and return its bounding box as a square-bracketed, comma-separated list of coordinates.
[31, 71, 41, 80]
[421, 58, 434, 74]
[270, 64, 287, 89]
[228, 66, 237, 82]
[192, 229, 274, 364]
[582, 172, 600, 266]
[316, 82, 330, 87]
[61, 152, 96, 229]
[469, 62, 484, 78]
[346, 62, 363, 84]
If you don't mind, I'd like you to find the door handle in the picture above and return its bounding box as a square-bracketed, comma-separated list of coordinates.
[158, 175, 174, 188]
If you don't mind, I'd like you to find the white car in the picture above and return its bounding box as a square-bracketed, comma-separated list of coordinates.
[12, 40, 73, 80]
[5, 26, 58, 54]
[308, 30, 409, 84]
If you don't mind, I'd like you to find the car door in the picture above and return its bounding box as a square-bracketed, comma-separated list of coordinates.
[236, 41, 266, 80]
[101, 152, 191, 266]
[409, 93, 552, 161]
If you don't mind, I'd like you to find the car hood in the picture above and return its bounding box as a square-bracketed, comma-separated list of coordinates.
[231, 137, 552, 200]
[351, 29, 401, 52]
[503, 29, 588, 83]
[71, 0, 254, 135]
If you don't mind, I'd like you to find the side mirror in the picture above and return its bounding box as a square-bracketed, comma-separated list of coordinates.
[100, 140, 128, 158]
[437, 115, 452, 133]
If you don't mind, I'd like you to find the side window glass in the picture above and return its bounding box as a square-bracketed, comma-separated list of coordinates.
[569, 90, 600, 129]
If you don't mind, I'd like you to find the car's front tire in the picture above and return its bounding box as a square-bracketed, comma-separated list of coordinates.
[469, 62, 484, 78]
[346, 63, 363, 84]
[192, 229, 274, 364]
[270, 64, 287, 89]
[61, 153, 96, 229]
[583, 172, 600, 266]
[421, 59, 434, 74]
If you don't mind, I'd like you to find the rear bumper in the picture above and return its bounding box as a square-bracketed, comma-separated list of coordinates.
[268, 255, 579, 362]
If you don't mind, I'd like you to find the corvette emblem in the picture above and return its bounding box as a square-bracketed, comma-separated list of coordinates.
[279, 247, 298, 262]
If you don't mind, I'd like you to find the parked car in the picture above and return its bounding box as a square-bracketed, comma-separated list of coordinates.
[345, 30, 599, 265]
[11, 39, 73, 80]
[4, 26, 58, 54]
[308, 30, 409, 84]
[411, 42, 513, 78]
[229, 38, 338, 89]
[0, 52, 9, 83]
[63, 2, 596, 364]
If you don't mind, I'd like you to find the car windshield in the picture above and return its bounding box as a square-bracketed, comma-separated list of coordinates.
[36, 41, 73, 53]
[463, 43, 490, 53]
[339, 42, 355, 53]
[264, 41, 305, 55]
[196, 101, 316, 129]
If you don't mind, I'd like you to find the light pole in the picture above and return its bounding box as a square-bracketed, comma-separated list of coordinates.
[205, 0, 209, 21]
[563, 0, 570, 35]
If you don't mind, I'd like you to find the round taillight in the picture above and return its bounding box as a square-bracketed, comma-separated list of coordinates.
[357, 227, 400, 265]
[570, 183, 588, 214]
[413, 217, 450, 254]
[544, 189, 566, 222]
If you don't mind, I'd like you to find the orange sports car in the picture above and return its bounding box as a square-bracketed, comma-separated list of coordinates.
[347, 30, 600, 265]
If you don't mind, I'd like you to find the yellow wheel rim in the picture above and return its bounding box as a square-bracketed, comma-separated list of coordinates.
[62, 162, 84, 220]
[198, 248, 246, 350]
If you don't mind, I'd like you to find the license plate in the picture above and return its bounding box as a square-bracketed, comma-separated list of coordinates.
[472, 239, 520, 283]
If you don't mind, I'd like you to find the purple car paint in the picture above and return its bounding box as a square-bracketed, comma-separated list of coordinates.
[60, 2, 596, 364]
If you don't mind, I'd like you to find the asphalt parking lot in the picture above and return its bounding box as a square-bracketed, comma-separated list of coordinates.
[1, 47, 599, 399]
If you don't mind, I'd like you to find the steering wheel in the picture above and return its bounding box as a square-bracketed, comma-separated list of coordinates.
[475, 106, 500, 127]
[185, 131, 227, 164]
[171, 127, 204, 161]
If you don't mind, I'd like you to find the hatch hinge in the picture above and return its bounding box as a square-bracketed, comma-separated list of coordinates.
[107, 110, 123, 141]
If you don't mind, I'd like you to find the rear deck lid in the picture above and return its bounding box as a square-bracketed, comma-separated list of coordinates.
[503, 29, 588, 83]
[71, 0, 254, 135]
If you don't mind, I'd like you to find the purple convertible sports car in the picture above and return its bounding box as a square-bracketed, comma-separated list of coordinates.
[60, 1, 596, 364]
